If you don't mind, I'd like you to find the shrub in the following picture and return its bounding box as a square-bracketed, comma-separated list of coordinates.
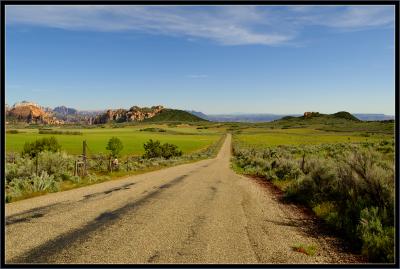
[143, 139, 182, 159]
[5, 156, 34, 184]
[6, 171, 61, 201]
[89, 154, 109, 171]
[357, 207, 394, 262]
[30, 171, 60, 193]
[37, 151, 75, 180]
[143, 139, 163, 159]
[160, 143, 182, 159]
[335, 149, 394, 227]
[285, 176, 315, 206]
[274, 159, 302, 180]
[22, 137, 61, 158]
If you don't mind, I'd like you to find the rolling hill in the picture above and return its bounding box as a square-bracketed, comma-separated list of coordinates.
[276, 111, 361, 123]
[144, 109, 207, 122]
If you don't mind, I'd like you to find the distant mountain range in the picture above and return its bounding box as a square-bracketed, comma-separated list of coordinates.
[53, 106, 78, 116]
[352, 114, 395, 121]
[186, 111, 394, 122]
[5, 101, 205, 124]
[5, 101, 394, 124]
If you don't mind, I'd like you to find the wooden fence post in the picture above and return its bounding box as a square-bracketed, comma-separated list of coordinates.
[83, 140, 87, 176]
[35, 155, 39, 176]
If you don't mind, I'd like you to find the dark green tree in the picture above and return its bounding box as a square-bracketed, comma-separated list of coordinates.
[106, 137, 124, 158]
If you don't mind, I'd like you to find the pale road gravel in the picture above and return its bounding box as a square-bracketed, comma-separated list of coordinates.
[5, 134, 364, 264]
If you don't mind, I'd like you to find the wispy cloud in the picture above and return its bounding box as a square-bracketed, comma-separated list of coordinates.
[293, 6, 394, 29]
[6, 5, 394, 46]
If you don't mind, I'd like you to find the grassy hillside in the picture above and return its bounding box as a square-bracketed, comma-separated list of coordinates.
[144, 109, 207, 122]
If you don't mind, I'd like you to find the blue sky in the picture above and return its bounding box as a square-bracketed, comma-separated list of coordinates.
[5, 5, 395, 114]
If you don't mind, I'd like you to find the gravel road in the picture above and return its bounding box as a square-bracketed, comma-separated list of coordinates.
[5, 134, 363, 264]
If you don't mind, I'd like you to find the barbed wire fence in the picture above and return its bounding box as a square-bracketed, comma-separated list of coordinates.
[5, 135, 225, 180]
[77, 140, 140, 176]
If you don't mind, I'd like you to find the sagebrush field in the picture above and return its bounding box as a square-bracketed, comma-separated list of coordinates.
[230, 119, 395, 263]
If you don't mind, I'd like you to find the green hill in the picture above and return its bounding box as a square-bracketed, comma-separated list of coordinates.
[276, 111, 360, 123]
[144, 109, 207, 122]
[267, 111, 373, 132]
[331, 111, 360, 121]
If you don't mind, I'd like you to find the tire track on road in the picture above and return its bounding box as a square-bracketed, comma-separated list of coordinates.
[9, 174, 190, 264]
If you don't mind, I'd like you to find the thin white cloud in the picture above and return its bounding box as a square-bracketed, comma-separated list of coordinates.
[5, 5, 394, 46]
[298, 6, 394, 29]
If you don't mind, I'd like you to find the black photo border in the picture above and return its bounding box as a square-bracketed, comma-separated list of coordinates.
[0, 1, 398, 268]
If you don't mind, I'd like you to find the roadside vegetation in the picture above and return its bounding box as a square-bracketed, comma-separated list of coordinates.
[232, 134, 395, 263]
[5, 124, 226, 203]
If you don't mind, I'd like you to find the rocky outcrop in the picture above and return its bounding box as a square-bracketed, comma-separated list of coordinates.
[127, 105, 164, 121]
[94, 105, 164, 124]
[303, 112, 320, 118]
[6, 101, 164, 125]
[7, 102, 64, 125]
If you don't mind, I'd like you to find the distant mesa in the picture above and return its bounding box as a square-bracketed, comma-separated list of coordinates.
[93, 105, 165, 124]
[275, 111, 363, 123]
[301, 111, 359, 121]
[303, 111, 321, 118]
[93, 106, 206, 123]
[7, 101, 64, 125]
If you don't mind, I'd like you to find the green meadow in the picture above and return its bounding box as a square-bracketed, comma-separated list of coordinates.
[234, 128, 393, 147]
[6, 124, 222, 156]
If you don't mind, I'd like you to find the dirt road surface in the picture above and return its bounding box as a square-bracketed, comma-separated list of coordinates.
[5, 134, 362, 264]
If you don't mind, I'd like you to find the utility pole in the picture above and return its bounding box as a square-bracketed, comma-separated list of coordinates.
[83, 140, 87, 176]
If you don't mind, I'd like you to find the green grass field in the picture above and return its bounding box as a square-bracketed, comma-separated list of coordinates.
[234, 128, 393, 147]
[6, 124, 222, 156]
[6, 117, 395, 155]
